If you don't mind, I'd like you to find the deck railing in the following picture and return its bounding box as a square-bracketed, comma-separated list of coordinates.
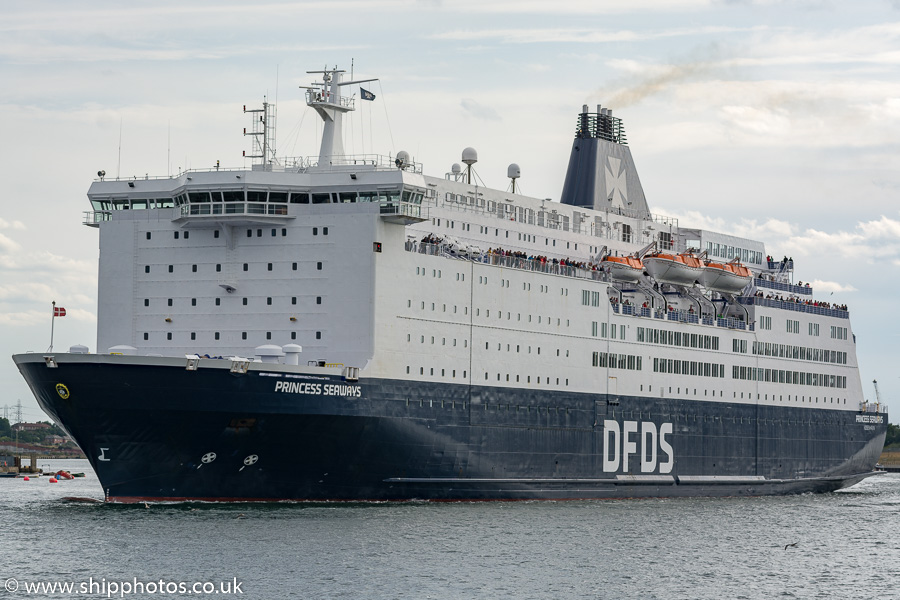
[737, 296, 849, 319]
[755, 278, 812, 296]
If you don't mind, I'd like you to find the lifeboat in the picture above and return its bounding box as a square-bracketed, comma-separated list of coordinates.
[602, 255, 644, 283]
[643, 252, 703, 286]
[700, 259, 752, 294]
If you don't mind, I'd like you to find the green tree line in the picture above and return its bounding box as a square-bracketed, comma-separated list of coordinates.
[0, 418, 67, 446]
[886, 423, 900, 449]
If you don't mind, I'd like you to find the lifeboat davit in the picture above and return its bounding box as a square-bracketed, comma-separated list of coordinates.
[602, 255, 644, 283]
[700, 259, 752, 294]
[643, 252, 703, 286]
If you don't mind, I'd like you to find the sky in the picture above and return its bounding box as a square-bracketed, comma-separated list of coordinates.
[1, 0, 900, 422]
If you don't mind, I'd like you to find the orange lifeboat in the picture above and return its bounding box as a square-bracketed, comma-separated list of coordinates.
[700, 259, 751, 294]
[643, 252, 703, 286]
[602, 255, 644, 283]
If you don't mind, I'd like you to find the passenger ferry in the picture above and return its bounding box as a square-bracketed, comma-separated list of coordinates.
[13, 66, 887, 501]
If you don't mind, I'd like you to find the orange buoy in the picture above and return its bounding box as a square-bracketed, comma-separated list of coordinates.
[49, 477, 58, 483]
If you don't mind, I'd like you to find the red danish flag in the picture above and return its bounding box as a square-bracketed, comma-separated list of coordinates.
[53, 307, 66, 317]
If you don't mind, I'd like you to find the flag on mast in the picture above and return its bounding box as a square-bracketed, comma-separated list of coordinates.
[360, 87, 376, 101]
[54, 306, 67, 317]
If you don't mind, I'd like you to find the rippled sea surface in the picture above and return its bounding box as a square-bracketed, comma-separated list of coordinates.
[2, 459, 899, 599]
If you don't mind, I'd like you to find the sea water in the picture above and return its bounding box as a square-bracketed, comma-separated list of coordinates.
[1, 459, 898, 599]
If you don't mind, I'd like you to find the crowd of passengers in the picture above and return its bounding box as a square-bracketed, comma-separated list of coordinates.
[752, 290, 847, 311]
[485, 247, 596, 270]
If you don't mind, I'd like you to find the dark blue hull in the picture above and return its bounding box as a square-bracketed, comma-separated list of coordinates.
[15, 355, 886, 501]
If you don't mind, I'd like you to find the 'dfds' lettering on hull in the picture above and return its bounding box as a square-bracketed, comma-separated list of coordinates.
[603, 421, 674, 474]
[274, 381, 362, 397]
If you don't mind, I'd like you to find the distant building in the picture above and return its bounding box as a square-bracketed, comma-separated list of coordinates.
[44, 435, 66, 446]
[12, 422, 51, 432]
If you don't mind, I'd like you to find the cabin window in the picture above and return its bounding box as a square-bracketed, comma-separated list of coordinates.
[290, 192, 309, 204]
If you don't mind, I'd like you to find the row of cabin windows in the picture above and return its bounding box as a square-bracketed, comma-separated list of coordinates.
[402, 365, 570, 387]
[144, 227, 329, 240]
[404, 367, 466, 379]
[592, 352, 642, 370]
[143, 331, 321, 341]
[637, 384, 846, 405]
[146, 296, 323, 307]
[408, 298, 570, 327]
[732, 366, 848, 389]
[591, 321, 625, 339]
[637, 327, 720, 350]
[416, 265, 567, 296]
[653, 358, 726, 378]
[433, 218, 592, 251]
[144, 262, 323, 273]
[751, 341, 847, 365]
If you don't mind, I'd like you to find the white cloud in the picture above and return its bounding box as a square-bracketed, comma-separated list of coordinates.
[0, 233, 20, 254]
[810, 279, 857, 293]
[460, 99, 501, 121]
[0, 218, 25, 230]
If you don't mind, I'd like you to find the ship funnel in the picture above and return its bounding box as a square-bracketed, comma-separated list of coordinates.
[559, 105, 649, 217]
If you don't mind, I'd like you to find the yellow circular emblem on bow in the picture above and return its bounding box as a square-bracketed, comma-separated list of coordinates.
[56, 383, 70, 399]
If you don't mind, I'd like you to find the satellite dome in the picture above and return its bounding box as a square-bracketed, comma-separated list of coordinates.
[461, 147, 478, 166]
[451, 163, 462, 174]
[507, 163, 521, 179]
[395, 150, 410, 168]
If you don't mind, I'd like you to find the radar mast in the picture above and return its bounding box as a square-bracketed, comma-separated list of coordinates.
[301, 66, 378, 166]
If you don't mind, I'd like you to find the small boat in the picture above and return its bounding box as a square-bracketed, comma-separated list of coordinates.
[0, 472, 18, 479]
[700, 259, 752, 294]
[643, 252, 703, 286]
[602, 255, 644, 283]
[72, 473, 86, 478]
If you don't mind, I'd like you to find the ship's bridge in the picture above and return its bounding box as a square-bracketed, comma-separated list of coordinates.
[83, 165, 428, 228]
